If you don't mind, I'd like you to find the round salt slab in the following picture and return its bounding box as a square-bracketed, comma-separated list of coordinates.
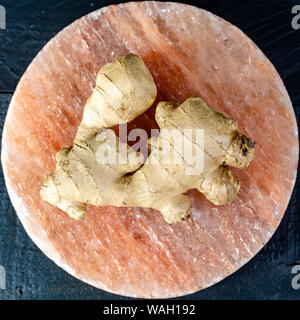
[2, 2, 298, 298]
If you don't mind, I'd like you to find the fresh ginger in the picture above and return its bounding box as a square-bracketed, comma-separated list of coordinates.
[40, 54, 255, 223]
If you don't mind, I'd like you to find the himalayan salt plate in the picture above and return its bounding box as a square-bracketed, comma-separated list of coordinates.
[1, 2, 298, 298]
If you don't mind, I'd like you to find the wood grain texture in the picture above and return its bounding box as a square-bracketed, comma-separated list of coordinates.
[0, 0, 300, 299]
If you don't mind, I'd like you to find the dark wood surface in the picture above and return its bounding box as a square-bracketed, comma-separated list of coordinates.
[0, 0, 299, 299]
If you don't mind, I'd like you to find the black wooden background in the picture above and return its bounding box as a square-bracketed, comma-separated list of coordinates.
[0, 0, 299, 300]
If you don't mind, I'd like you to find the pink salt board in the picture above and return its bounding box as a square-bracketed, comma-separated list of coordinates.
[1, 2, 298, 298]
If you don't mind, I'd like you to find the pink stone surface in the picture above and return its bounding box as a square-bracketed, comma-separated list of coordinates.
[1, 2, 298, 298]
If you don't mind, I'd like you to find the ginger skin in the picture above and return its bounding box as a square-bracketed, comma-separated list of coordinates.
[40, 54, 255, 223]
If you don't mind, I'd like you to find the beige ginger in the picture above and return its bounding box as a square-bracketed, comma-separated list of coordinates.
[40, 54, 255, 223]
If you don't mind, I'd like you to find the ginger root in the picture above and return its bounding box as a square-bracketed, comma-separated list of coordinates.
[40, 54, 255, 223]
